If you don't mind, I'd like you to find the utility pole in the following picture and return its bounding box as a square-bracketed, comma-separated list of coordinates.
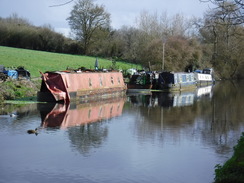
[162, 42, 165, 71]
[162, 38, 167, 71]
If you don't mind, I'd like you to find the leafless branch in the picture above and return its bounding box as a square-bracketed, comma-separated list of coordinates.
[49, 0, 74, 7]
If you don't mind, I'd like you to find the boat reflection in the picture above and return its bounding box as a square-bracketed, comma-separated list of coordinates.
[129, 85, 213, 108]
[39, 97, 125, 129]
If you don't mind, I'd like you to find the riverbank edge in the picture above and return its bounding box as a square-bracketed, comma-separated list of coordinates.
[0, 79, 41, 104]
[214, 132, 244, 183]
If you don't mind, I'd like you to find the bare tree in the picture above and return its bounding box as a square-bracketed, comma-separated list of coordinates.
[67, 0, 110, 54]
[49, 0, 74, 7]
[169, 13, 196, 37]
[200, 2, 244, 79]
[200, 0, 244, 25]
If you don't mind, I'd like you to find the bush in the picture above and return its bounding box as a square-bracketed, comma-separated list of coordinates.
[214, 133, 244, 183]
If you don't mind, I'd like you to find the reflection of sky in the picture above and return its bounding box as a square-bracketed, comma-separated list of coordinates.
[96, 113, 219, 183]
[0, 114, 225, 183]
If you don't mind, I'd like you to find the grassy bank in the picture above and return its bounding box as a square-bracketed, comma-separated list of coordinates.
[0, 46, 140, 78]
[214, 132, 244, 183]
[0, 79, 41, 104]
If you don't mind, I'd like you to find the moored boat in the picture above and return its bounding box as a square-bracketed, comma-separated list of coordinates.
[157, 71, 197, 91]
[127, 72, 153, 89]
[194, 68, 215, 86]
[37, 69, 127, 103]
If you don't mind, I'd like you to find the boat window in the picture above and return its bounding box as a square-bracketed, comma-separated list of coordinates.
[89, 78, 92, 87]
[88, 109, 91, 119]
[117, 104, 120, 112]
[100, 77, 103, 86]
[99, 106, 103, 117]
[111, 77, 114, 84]
[110, 106, 113, 114]
[182, 75, 186, 82]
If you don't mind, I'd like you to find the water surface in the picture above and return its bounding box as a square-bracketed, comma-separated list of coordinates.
[0, 81, 243, 183]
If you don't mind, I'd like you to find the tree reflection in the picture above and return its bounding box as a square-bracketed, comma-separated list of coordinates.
[207, 81, 244, 154]
[67, 123, 108, 156]
[127, 81, 244, 155]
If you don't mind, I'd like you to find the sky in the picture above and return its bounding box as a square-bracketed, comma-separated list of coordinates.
[0, 0, 212, 36]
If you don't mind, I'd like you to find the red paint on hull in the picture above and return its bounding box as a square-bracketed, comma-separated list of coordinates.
[38, 71, 127, 103]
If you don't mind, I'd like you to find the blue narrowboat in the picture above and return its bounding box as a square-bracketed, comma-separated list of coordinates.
[158, 72, 197, 91]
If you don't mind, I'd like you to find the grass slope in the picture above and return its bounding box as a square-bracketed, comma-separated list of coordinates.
[0, 46, 140, 78]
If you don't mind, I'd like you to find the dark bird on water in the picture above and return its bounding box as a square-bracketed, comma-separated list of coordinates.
[27, 128, 38, 135]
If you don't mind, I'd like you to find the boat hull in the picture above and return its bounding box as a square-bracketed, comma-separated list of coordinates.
[160, 83, 197, 92]
[37, 71, 127, 103]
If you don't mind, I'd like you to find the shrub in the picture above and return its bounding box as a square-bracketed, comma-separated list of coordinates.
[0, 79, 40, 102]
[214, 133, 244, 183]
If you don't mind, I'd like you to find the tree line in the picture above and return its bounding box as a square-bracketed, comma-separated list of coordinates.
[0, 14, 82, 54]
[0, 0, 243, 79]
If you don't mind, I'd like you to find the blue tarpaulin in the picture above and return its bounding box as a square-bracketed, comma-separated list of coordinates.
[4, 70, 18, 79]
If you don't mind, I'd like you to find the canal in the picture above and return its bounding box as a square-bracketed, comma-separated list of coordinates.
[0, 80, 243, 183]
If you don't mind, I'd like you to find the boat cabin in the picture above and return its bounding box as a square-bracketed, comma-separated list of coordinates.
[158, 72, 196, 91]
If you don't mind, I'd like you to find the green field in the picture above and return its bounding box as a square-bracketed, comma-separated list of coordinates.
[0, 46, 140, 78]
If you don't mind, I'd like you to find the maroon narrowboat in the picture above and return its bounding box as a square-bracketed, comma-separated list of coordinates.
[37, 70, 127, 103]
